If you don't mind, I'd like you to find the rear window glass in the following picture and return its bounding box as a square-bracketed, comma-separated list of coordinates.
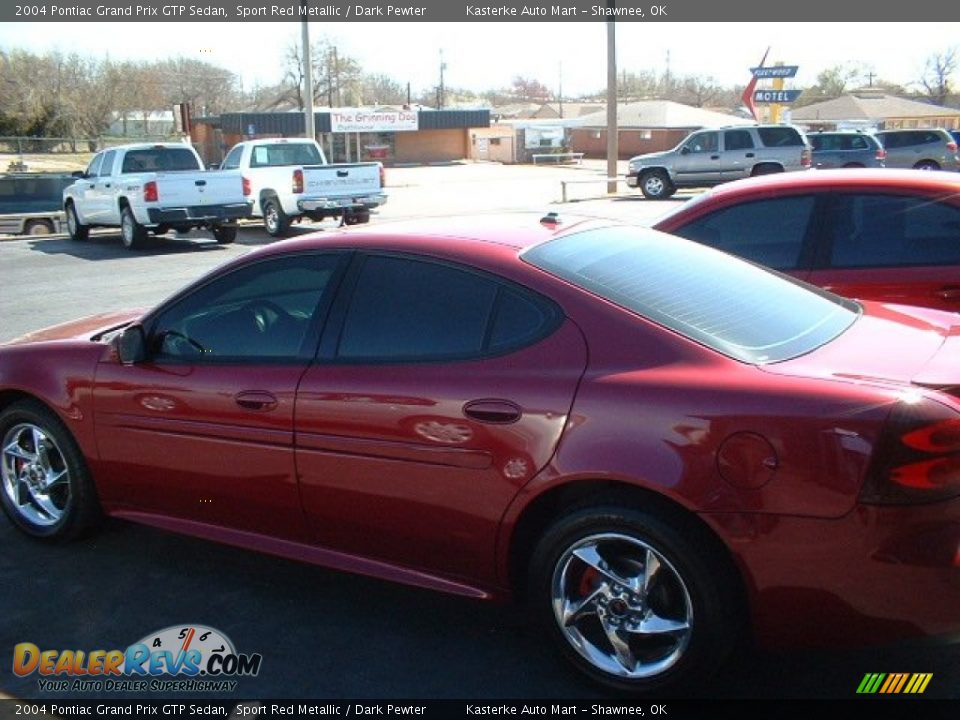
[250, 143, 322, 168]
[524, 227, 859, 365]
[757, 127, 804, 147]
[121, 147, 201, 173]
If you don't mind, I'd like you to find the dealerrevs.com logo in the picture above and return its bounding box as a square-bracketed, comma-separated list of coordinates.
[13, 625, 262, 693]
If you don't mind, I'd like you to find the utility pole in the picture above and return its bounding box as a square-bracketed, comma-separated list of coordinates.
[300, 8, 314, 140]
[558, 61, 564, 119]
[438, 49, 447, 109]
[606, 11, 618, 194]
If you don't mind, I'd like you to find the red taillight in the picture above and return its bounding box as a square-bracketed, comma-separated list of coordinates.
[860, 397, 960, 504]
[242, 176, 251, 197]
[947, 141, 958, 154]
[379, 163, 385, 188]
[801, 147, 811, 168]
[292, 169, 303, 194]
[143, 180, 158, 203]
[876, 148, 887, 161]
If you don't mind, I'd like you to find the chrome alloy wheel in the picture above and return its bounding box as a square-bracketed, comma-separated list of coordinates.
[1, 423, 71, 527]
[66, 207, 77, 235]
[551, 533, 693, 679]
[120, 212, 135, 248]
[642, 174, 665, 197]
[265, 204, 279, 234]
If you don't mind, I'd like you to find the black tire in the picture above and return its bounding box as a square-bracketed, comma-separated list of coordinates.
[212, 224, 238, 244]
[65, 202, 88, 242]
[262, 198, 290, 237]
[914, 160, 940, 171]
[120, 205, 147, 250]
[343, 210, 371, 226]
[528, 504, 741, 694]
[750, 164, 783, 176]
[639, 170, 675, 200]
[0, 400, 101, 541]
[24, 219, 54, 236]
[152, 224, 171, 237]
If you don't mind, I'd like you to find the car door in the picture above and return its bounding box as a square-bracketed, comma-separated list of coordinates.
[663, 193, 820, 279]
[673, 131, 723, 185]
[721, 129, 757, 180]
[294, 253, 588, 586]
[90, 149, 118, 225]
[808, 192, 960, 310]
[72, 153, 103, 223]
[92, 252, 347, 541]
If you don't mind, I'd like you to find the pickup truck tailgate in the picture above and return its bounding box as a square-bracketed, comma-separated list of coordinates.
[302, 163, 381, 197]
[154, 171, 244, 207]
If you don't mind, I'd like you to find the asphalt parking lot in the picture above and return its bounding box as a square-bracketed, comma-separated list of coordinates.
[1, 161, 958, 701]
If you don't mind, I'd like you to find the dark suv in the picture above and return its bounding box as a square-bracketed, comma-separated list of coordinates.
[808, 131, 886, 169]
[873, 128, 959, 171]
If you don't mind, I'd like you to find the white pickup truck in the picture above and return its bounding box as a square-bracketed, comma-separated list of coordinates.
[220, 138, 386, 237]
[63, 143, 251, 250]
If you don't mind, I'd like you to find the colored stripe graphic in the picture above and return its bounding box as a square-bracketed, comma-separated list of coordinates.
[857, 673, 932, 694]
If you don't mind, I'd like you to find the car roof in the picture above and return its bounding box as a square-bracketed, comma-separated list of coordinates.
[249, 212, 611, 259]
[702, 168, 960, 200]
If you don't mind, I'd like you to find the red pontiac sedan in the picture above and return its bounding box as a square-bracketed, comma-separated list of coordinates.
[2, 215, 960, 693]
[654, 169, 960, 312]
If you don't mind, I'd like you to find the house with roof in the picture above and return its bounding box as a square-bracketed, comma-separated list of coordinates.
[790, 92, 960, 131]
[565, 100, 750, 159]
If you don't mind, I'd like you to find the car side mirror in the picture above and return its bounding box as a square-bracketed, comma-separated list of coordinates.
[680, 147, 690, 156]
[117, 325, 147, 364]
[71, 170, 86, 179]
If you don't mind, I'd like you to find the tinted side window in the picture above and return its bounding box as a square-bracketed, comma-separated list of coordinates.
[672, 196, 816, 270]
[337, 256, 560, 362]
[724, 130, 754, 151]
[684, 132, 719, 154]
[488, 289, 555, 353]
[151, 254, 341, 361]
[757, 127, 804, 147]
[827, 194, 960, 268]
[338, 257, 497, 360]
[877, 132, 904, 148]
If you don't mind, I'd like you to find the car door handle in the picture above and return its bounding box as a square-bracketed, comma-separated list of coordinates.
[745, 153, 755, 158]
[710, 155, 720, 160]
[935, 287, 960, 301]
[104, 183, 111, 188]
[234, 391, 278, 411]
[463, 399, 521, 424]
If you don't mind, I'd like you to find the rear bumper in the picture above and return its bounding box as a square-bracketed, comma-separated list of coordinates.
[146, 203, 252, 225]
[297, 193, 387, 213]
[706, 498, 960, 648]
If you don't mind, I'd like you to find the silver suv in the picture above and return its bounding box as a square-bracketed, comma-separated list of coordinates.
[626, 125, 812, 199]
[808, 130, 886, 169]
[873, 128, 959, 171]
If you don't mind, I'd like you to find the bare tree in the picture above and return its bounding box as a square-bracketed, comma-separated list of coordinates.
[920, 47, 957, 106]
[677, 75, 721, 107]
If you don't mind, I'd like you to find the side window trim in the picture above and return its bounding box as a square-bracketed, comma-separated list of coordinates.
[316, 251, 564, 365]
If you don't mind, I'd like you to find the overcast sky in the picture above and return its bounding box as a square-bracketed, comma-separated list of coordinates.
[0, 22, 956, 98]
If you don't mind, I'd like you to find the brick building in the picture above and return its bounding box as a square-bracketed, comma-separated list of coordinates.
[191, 109, 490, 166]
[566, 101, 750, 159]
